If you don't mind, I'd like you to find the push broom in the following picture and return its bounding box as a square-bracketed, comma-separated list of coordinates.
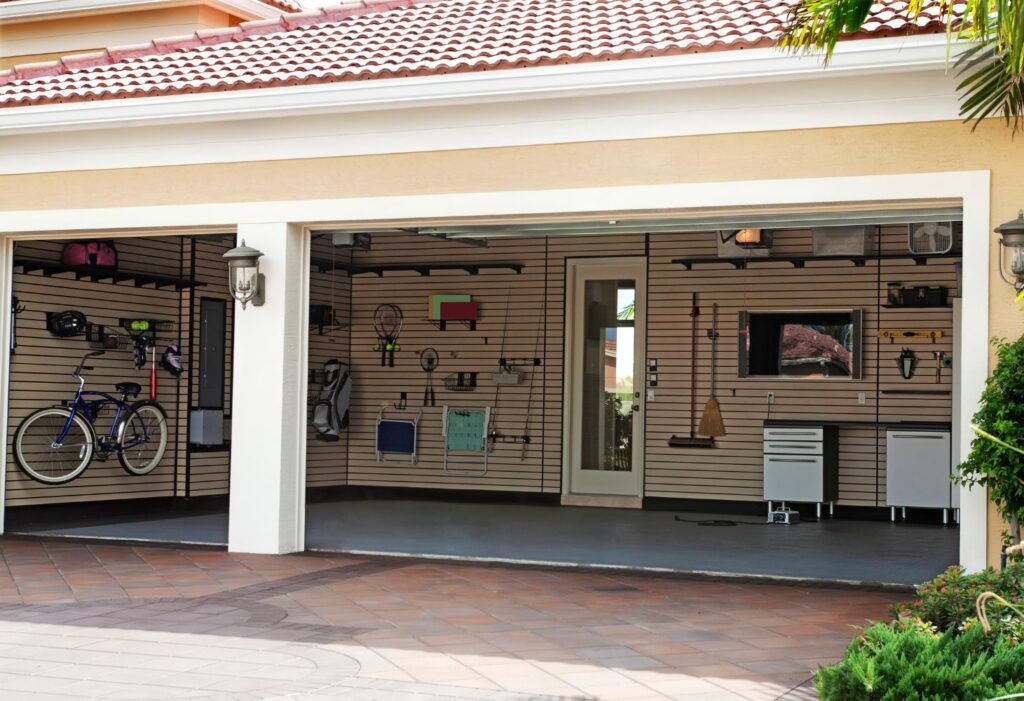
[697, 303, 726, 438]
[668, 293, 716, 448]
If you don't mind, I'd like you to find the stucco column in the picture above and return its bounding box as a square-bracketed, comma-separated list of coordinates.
[228, 222, 308, 554]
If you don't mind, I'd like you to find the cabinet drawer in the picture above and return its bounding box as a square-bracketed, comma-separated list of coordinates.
[763, 427, 823, 442]
[764, 455, 825, 502]
[764, 440, 823, 456]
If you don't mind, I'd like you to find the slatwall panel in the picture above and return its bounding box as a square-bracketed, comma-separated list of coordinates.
[306, 236, 352, 487]
[182, 237, 234, 497]
[6, 236, 233, 507]
[7, 237, 185, 506]
[644, 226, 956, 506]
[343, 234, 555, 491]
[341, 227, 956, 506]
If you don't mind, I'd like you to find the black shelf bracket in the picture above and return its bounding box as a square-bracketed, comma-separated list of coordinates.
[672, 251, 959, 270]
[428, 319, 477, 331]
[312, 260, 524, 276]
[14, 257, 206, 291]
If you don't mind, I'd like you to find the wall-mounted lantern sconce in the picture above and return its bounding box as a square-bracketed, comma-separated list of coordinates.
[995, 210, 1024, 292]
[223, 240, 265, 309]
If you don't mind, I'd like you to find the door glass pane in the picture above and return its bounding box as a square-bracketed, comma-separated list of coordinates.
[580, 280, 635, 472]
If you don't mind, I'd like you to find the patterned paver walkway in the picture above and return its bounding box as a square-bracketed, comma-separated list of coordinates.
[0, 538, 904, 700]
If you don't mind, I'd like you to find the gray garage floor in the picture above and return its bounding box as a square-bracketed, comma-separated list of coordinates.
[8, 497, 958, 585]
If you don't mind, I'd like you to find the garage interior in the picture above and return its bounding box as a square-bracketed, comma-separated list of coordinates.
[301, 216, 961, 586]
[4, 234, 234, 545]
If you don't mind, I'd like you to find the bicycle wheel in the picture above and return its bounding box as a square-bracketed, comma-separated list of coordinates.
[14, 408, 94, 484]
[117, 401, 168, 475]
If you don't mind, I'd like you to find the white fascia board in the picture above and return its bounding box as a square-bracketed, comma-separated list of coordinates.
[0, 34, 959, 135]
[0, 0, 278, 22]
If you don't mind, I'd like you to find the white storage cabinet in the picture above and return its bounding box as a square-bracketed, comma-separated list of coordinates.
[763, 424, 840, 518]
[886, 427, 952, 522]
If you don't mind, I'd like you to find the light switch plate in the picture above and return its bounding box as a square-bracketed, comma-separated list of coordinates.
[647, 389, 656, 401]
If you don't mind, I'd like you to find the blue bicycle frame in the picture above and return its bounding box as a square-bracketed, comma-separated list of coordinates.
[54, 354, 150, 454]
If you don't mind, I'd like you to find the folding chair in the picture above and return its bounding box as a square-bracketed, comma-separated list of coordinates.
[376, 407, 421, 464]
[442, 405, 490, 476]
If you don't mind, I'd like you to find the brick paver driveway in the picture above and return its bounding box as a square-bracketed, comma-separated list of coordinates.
[0, 538, 903, 700]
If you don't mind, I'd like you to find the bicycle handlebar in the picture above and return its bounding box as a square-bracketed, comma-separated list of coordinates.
[73, 350, 105, 378]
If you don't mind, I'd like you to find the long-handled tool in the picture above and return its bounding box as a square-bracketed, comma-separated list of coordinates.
[149, 342, 157, 401]
[698, 303, 726, 437]
[669, 292, 715, 448]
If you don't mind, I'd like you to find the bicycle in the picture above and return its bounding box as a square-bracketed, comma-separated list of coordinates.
[14, 350, 169, 485]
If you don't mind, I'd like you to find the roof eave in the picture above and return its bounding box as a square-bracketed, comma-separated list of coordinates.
[0, 34, 961, 136]
[0, 0, 282, 24]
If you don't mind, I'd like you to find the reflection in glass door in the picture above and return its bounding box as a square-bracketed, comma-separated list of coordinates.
[566, 258, 646, 497]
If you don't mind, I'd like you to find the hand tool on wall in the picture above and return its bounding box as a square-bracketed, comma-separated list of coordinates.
[150, 343, 157, 401]
[897, 348, 917, 380]
[420, 348, 438, 407]
[698, 302, 726, 437]
[933, 351, 946, 384]
[669, 292, 715, 448]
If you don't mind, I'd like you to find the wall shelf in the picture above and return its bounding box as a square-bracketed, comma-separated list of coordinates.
[881, 389, 952, 396]
[14, 257, 206, 291]
[672, 251, 961, 270]
[312, 260, 524, 276]
[882, 304, 954, 309]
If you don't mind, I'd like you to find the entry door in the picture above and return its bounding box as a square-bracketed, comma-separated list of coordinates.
[565, 258, 646, 496]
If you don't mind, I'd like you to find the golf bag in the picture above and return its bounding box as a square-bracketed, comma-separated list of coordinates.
[312, 359, 351, 440]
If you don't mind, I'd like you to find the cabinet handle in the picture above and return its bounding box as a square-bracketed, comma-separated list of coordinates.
[891, 433, 945, 439]
[768, 431, 817, 436]
[770, 443, 818, 449]
[767, 457, 817, 463]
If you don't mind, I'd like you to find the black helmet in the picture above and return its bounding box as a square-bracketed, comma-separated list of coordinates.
[46, 311, 87, 338]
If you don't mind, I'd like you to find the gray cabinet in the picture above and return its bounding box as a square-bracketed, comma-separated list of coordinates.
[763, 424, 839, 515]
[886, 428, 952, 520]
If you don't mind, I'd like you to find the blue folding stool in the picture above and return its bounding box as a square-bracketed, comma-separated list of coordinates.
[376, 407, 421, 464]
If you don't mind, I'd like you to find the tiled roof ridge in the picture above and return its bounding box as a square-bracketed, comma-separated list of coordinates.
[0, 0, 436, 87]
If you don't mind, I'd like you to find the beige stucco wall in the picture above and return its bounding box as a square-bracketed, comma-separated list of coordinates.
[1, 117, 1021, 565]
[0, 5, 235, 68]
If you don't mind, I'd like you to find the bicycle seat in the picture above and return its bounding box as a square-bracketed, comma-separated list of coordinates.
[115, 382, 142, 398]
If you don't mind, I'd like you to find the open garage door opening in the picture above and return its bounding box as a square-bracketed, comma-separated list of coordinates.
[4, 234, 235, 546]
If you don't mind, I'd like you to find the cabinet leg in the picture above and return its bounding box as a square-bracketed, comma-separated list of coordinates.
[829, 502, 835, 517]
[902, 507, 907, 521]
[891, 506, 896, 522]
[955, 508, 960, 524]
[943, 508, 949, 525]
[816, 502, 821, 519]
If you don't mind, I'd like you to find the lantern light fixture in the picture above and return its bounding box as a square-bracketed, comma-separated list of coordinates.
[995, 210, 1024, 292]
[223, 240, 265, 309]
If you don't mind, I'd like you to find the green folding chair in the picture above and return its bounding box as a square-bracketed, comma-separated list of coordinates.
[442, 406, 491, 476]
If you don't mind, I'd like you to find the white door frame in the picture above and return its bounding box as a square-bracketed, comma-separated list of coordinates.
[0, 170, 991, 569]
[563, 257, 647, 498]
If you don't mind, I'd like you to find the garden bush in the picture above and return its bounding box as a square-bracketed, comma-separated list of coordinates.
[815, 617, 1024, 701]
[892, 563, 1024, 632]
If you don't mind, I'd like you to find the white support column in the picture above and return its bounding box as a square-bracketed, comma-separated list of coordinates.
[0, 236, 12, 534]
[228, 222, 309, 554]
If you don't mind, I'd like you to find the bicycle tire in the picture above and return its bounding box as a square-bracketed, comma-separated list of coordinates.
[117, 401, 168, 476]
[14, 408, 94, 484]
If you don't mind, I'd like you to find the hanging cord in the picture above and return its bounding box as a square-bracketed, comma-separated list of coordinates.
[490, 285, 513, 438]
[520, 309, 543, 459]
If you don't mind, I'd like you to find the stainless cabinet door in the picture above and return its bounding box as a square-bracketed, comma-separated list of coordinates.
[886, 430, 951, 508]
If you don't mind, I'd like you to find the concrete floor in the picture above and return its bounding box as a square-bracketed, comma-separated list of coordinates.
[8, 497, 959, 585]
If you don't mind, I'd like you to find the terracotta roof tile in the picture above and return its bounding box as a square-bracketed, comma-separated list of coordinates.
[0, 0, 956, 108]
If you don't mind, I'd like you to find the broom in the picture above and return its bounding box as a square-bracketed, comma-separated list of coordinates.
[698, 303, 726, 438]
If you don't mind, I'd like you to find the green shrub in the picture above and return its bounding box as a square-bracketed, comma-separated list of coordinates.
[815, 617, 1024, 701]
[892, 564, 1024, 632]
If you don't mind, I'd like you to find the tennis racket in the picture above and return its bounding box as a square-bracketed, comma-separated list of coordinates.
[373, 304, 404, 367]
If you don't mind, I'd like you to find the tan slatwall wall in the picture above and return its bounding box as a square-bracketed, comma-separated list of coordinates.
[182, 237, 235, 497]
[334, 227, 956, 506]
[306, 236, 352, 487]
[7, 236, 232, 506]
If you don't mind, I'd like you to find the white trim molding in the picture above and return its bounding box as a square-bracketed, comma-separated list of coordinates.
[0, 34, 960, 137]
[0, 0, 280, 22]
[0, 170, 991, 570]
